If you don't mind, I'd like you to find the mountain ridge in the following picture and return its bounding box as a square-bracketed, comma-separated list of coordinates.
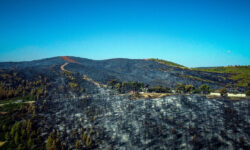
[1, 56, 248, 68]
[0, 56, 249, 91]
[0, 56, 249, 149]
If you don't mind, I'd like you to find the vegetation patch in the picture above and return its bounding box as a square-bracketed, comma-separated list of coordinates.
[0, 71, 52, 101]
[0, 101, 46, 150]
[108, 80, 146, 93]
[194, 66, 250, 87]
[148, 86, 171, 93]
[180, 75, 215, 84]
[147, 58, 187, 69]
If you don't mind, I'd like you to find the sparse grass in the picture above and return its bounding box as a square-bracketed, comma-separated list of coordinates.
[194, 66, 250, 87]
[0, 98, 33, 105]
[206, 95, 220, 99]
[148, 58, 187, 69]
[131, 92, 172, 99]
[180, 75, 215, 83]
[206, 95, 247, 100]
[69, 82, 79, 88]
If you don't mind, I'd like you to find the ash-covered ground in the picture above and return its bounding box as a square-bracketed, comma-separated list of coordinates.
[35, 86, 250, 150]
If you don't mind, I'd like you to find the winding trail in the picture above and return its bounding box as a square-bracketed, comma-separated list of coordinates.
[34, 56, 250, 149]
[60, 56, 107, 88]
[60, 62, 70, 72]
[83, 75, 107, 88]
[60, 56, 79, 73]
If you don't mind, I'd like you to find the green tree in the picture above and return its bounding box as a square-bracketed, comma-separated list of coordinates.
[219, 88, 227, 97]
[246, 90, 250, 96]
[46, 133, 53, 150]
[75, 140, 81, 149]
[108, 79, 118, 87]
[2, 124, 6, 131]
[57, 131, 60, 137]
[200, 84, 210, 94]
[5, 132, 10, 141]
[185, 85, 195, 93]
[21, 128, 26, 138]
[73, 129, 77, 138]
[14, 132, 20, 145]
[27, 137, 33, 148]
[130, 82, 136, 91]
[85, 135, 92, 148]
[69, 82, 78, 89]
[81, 132, 87, 142]
[26, 120, 32, 134]
[192, 88, 201, 94]
[50, 140, 57, 150]
[115, 83, 121, 92]
[10, 122, 20, 137]
[176, 83, 185, 94]
[17, 144, 25, 150]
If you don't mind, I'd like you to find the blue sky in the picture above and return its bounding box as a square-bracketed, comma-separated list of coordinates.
[0, 0, 249, 67]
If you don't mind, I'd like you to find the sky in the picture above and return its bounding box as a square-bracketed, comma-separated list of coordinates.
[0, 0, 249, 67]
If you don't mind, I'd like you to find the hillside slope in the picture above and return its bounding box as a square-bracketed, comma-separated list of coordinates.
[0, 56, 249, 150]
[0, 56, 248, 92]
[63, 56, 239, 90]
[194, 66, 250, 87]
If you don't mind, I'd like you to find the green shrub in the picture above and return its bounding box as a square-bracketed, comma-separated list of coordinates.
[219, 88, 227, 97]
[176, 83, 185, 94]
[194, 66, 250, 87]
[68, 82, 78, 89]
[184, 85, 195, 93]
[246, 90, 250, 96]
[148, 58, 186, 68]
[148, 86, 171, 93]
[200, 84, 210, 94]
[75, 140, 81, 149]
[85, 136, 92, 147]
[193, 88, 201, 94]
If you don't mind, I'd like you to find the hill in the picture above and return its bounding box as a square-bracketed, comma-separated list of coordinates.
[0, 56, 249, 149]
[147, 58, 187, 68]
[0, 56, 248, 93]
[193, 66, 250, 87]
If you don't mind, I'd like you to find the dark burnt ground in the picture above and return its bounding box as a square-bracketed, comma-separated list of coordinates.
[0, 56, 249, 149]
[65, 57, 237, 90]
[35, 83, 250, 149]
[0, 56, 246, 92]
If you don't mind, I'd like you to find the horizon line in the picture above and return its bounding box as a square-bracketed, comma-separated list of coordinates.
[0, 55, 249, 68]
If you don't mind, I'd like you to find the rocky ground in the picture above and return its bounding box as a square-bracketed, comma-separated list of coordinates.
[35, 85, 250, 150]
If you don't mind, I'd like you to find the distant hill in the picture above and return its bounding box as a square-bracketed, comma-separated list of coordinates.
[193, 66, 250, 87]
[0, 56, 249, 92]
[147, 58, 187, 68]
[1, 56, 249, 150]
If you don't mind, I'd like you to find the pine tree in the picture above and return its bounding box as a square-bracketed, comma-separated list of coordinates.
[85, 135, 92, 147]
[200, 84, 210, 94]
[46, 134, 53, 149]
[27, 137, 33, 148]
[14, 132, 20, 145]
[5, 132, 10, 141]
[75, 140, 81, 149]
[17, 144, 25, 150]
